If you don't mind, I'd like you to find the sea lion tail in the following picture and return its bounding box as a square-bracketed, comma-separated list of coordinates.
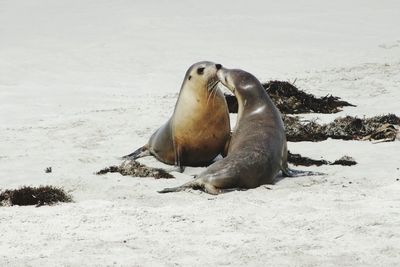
[121, 145, 150, 160]
[158, 179, 202, 194]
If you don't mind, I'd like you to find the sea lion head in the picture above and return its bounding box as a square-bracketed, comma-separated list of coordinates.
[183, 61, 223, 93]
[217, 67, 261, 97]
[217, 67, 269, 122]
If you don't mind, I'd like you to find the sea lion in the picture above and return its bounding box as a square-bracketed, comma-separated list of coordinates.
[159, 67, 291, 194]
[123, 61, 231, 167]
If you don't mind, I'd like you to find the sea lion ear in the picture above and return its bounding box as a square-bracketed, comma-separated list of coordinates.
[197, 67, 205, 75]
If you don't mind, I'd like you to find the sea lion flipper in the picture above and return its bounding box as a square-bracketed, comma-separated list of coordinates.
[158, 179, 202, 194]
[121, 145, 150, 160]
[221, 132, 232, 157]
[157, 186, 185, 194]
[281, 159, 294, 177]
[281, 167, 294, 177]
[204, 183, 220, 195]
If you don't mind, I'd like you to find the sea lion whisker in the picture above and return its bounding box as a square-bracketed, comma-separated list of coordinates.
[208, 87, 217, 106]
[206, 86, 213, 106]
[212, 83, 219, 105]
[206, 79, 219, 106]
[206, 79, 218, 105]
[207, 79, 219, 91]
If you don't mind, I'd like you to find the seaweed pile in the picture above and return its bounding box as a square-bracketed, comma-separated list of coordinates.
[225, 80, 355, 114]
[284, 114, 400, 142]
[287, 151, 357, 166]
[226, 79, 399, 143]
[0, 186, 72, 207]
[97, 160, 174, 179]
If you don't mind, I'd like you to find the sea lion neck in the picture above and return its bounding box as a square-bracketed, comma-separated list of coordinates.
[238, 86, 270, 112]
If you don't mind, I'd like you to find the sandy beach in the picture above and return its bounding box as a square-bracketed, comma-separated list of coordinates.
[1, 0, 400, 266]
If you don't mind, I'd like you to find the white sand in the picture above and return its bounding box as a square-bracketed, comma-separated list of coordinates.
[1, 0, 400, 266]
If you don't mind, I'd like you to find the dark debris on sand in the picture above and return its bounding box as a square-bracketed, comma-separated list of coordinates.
[288, 151, 357, 166]
[288, 151, 328, 166]
[96, 160, 174, 179]
[0, 186, 72, 207]
[284, 114, 400, 142]
[330, 156, 357, 166]
[225, 80, 355, 114]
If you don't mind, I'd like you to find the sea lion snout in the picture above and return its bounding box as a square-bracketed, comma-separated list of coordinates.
[216, 67, 227, 82]
[217, 68, 235, 93]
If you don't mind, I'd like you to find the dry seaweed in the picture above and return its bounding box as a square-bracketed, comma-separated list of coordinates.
[283, 115, 327, 142]
[287, 151, 328, 166]
[362, 124, 399, 142]
[0, 186, 72, 207]
[265, 81, 355, 114]
[287, 151, 357, 166]
[97, 160, 174, 179]
[284, 114, 400, 142]
[330, 156, 357, 166]
[225, 80, 355, 114]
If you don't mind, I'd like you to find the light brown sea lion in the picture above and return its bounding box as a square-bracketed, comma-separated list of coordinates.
[159, 67, 291, 194]
[123, 62, 231, 167]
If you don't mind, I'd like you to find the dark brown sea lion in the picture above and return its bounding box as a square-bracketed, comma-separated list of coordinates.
[123, 62, 230, 167]
[159, 67, 291, 194]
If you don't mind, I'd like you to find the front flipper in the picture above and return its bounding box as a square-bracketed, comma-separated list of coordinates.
[221, 132, 232, 157]
[204, 183, 221, 195]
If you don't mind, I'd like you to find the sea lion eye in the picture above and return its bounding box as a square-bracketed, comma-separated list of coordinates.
[197, 67, 205, 75]
[188, 75, 192, 80]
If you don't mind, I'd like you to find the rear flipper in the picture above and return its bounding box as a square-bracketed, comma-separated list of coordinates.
[121, 145, 150, 160]
[282, 167, 325, 177]
[158, 179, 201, 194]
[281, 156, 322, 177]
[158, 179, 221, 195]
[281, 166, 294, 177]
[281, 159, 294, 177]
